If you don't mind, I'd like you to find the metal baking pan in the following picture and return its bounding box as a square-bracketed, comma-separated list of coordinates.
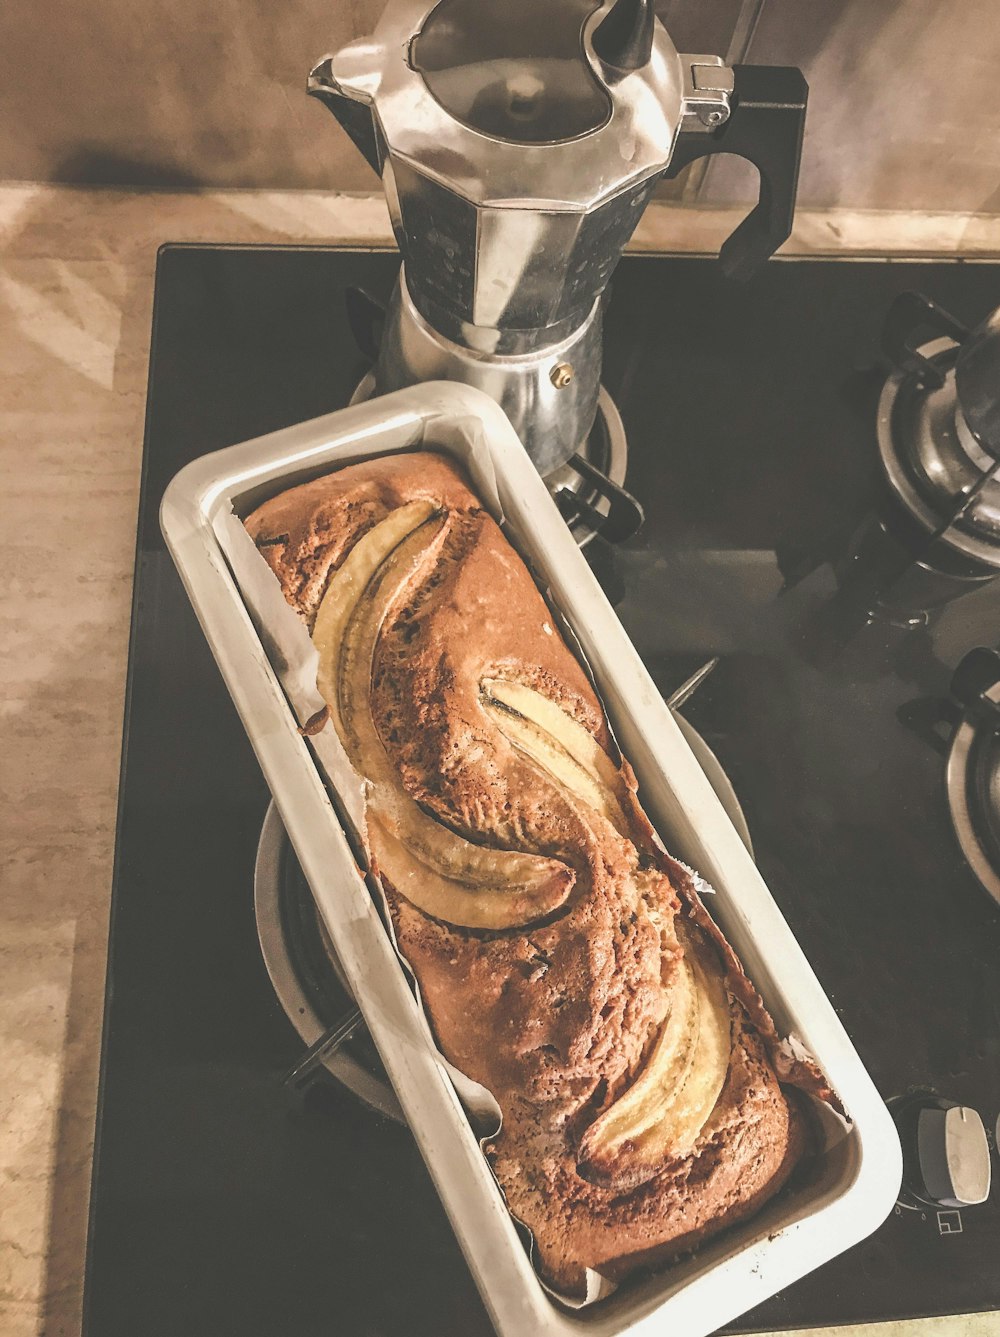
[160, 381, 901, 1337]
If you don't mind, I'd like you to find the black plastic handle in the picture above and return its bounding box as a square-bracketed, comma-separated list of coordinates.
[663, 65, 808, 281]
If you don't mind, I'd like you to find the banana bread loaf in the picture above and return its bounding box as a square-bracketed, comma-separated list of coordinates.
[246, 450, 830, 1294]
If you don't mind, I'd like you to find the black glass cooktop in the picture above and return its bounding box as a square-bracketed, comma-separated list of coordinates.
[85, 246, 1000, 1336]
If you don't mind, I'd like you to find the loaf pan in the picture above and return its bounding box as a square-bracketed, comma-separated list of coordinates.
[160, 382, 901, 1337]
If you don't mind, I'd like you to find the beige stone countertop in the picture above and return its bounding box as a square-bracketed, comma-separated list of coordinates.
[2, 182, 999, 1337]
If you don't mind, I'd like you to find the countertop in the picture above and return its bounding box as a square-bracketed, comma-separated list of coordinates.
[2, 181, 999, 1337]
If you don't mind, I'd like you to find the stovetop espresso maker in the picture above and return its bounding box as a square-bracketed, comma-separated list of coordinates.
[309, 0, 807, 474]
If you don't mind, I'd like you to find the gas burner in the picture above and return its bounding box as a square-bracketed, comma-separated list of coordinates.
[946, 647, 1000, 907]
[254, 802, 404, 1122]
[784, 292, 1000, 663]
[350, 370, 641, 547]
[898, 645, 1000, 908]
[254, 701, 750, 1115]
[878, 291, 1000, 571]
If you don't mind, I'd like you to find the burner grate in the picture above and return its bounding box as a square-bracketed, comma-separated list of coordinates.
[878, 292, 1000, 571]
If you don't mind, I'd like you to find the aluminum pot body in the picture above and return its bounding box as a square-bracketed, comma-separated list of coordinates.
[308, 0, 687, 333]
[374, 268, 603, 474]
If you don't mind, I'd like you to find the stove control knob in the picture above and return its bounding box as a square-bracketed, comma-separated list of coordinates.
[917, 1105, 991, 1208]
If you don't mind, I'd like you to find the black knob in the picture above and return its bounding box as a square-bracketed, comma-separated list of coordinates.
[591, 0, 654, 72]
[892, 1094, 992, 1208]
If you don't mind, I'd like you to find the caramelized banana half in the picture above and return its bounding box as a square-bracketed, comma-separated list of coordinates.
[314, 498, 436, 735]
[578, 921, 731, 1188]
[480, 678, 630, 835]
[312, 506, 574, 930]
[368, 812, 570, 932]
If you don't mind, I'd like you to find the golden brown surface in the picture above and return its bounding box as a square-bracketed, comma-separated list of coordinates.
[245, 450, 820, 1294]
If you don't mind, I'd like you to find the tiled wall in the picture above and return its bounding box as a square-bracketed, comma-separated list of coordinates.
[707, 0, 1000, 213]
[0, 0, 385, 192]
[4, 0, 1000, 213]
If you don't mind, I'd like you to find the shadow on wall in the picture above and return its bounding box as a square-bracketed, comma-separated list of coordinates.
[30, 148, 211, 191]
[0, 0, 385, 191]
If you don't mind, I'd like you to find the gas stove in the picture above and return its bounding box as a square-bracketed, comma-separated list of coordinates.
[85, 246, 1000, 1336]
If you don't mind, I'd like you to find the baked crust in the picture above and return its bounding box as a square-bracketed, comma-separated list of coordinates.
[246, 450, 823, 1294]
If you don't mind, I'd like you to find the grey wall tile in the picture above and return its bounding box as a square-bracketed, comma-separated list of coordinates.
[3, 0, 1000, 215]
[700, 0, 1000, 212]
[0, 0, 384, 190]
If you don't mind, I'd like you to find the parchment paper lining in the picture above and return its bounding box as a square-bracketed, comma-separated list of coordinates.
[214, 416, 845, 1308]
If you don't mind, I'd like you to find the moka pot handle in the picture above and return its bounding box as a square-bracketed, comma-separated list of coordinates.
[664, 65, 808, 282]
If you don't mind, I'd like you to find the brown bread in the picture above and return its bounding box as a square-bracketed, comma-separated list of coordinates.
[246, 451, 823, 1294]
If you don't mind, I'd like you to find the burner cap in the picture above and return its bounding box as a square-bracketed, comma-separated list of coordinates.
[946, 647, 1000, 907]
[878, 336, 1000, 569]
